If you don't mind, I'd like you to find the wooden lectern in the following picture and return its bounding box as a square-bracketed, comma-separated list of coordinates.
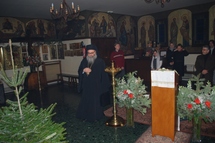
[151, 70, 178, 141]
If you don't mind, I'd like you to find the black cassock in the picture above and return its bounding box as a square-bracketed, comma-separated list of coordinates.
[76, 57, 110, 122]
[173, 50, 189, 77]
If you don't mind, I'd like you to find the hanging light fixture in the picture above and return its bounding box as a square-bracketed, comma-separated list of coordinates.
[145, 0, 170, 8]
[50, 0, 80, 21]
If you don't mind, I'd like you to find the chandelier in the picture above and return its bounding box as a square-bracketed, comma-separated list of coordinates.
[50, 0, 80, 21]
[145, 0, 170, 8]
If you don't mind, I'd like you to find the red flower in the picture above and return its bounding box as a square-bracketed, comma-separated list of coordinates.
[205, 100, 211, 108]
[187, 103, 193, 109]
[194, 98, 201, 104]
[123, 90, 128, 94]
[128, 93, 134, 99]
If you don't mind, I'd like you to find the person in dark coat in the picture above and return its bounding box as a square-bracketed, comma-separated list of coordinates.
[209, 40, 215, 85]
[76, 44, 110, 122]
[195, 45, 215, 85]
[173, 44, 189, 84]
[166, 42, 175, 69]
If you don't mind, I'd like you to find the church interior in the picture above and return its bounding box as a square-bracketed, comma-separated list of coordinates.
[0, 0, 215, 142]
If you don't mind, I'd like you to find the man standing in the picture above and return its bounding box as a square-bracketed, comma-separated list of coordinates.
[195, 45, 215, 84]
[110, 42, 125, 78]
[77, 44, 110, 122]
[209, 40, 215, 85]
[209, 40, 215, 55]
[166, 42, 175, 69]
[173, 44, 189, 84]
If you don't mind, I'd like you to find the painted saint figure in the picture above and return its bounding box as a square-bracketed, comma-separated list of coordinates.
[37, 19, 45, 36]
[119, 21, 127, 46]
[100, 16, 107, 34]
[170, 18, 178, 45]
[2, 18, 13, 31]
[14, 21, 24, 36]
[140, 22, 146, 48]
[180, 15, 190, 47]
[148, 21, 155, 43]
[106, 21, 116, 37]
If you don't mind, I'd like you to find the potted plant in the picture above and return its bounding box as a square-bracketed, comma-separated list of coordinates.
[177, 74, 215, 142]
[115, 71, 151, 127]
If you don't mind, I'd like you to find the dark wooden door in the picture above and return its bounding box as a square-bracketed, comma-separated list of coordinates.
[91, 38, 116, 67]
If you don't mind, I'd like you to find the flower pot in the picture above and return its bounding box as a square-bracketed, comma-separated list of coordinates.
[192, 117, 202, 143]
[126, 107, 134, 127]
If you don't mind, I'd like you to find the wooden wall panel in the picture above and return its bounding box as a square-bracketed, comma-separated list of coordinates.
[125, 57, 151, 91]
[91, 38, 116, 67]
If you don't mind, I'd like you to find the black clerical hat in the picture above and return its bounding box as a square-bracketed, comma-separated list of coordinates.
[86, 44, 98, 51]
[85, 44, 99, 57]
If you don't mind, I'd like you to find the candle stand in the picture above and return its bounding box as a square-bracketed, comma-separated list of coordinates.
[36, 66, 43, 107]
[105, 61, 125, 127]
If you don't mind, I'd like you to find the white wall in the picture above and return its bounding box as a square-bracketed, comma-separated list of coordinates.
[61, 56, 83, 75]
[185, 54, 198, 72]
[185, 54, 198, 65]
[60, 38, 91, 75]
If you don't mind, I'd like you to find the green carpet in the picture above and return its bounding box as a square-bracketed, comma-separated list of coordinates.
[53, 105, 149, 143]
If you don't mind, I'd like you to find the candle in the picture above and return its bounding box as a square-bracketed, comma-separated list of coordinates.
[177, 116, 180, 131]
[9, 39, 12, 46]
[72, 2, 74, 9]
[77, 5, 80, 11]
[60, 2, 63, 9]
[0, 47, 3, 57]
[9, 39, 15, 70]
[55, 9, 58, 15]
[0, 47, 3, 69]
[74, 8, 76, 13]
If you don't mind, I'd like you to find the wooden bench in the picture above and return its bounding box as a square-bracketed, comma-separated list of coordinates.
[57, 73, 79, 87]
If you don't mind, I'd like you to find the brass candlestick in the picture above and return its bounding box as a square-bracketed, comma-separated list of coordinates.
[36, 66, 43, 107]
[105, 61, 125, 127]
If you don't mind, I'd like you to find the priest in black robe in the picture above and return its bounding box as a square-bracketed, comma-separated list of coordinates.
[76, 44, 110, 122]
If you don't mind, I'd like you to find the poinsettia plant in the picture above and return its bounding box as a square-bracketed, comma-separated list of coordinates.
[115, 71, 151, 115]
[177, 74, 215, 122]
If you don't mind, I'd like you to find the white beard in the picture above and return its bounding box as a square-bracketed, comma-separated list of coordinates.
[86, 54, 97, 66]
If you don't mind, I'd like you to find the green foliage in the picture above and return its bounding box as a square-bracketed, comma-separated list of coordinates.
[0, 94, 67, 142]
[0, 66, 28, 88]
[177, 74, 215, 122]
[115, 71, 151, 115]
[0, 40, 68, 142]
